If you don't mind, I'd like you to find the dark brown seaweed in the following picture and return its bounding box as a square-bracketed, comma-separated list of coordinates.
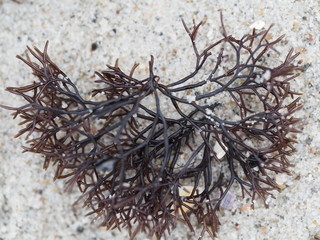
[1, 13, 302, 239]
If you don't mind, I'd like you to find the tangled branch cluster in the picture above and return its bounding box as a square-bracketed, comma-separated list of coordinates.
[2, 15, 302, 239]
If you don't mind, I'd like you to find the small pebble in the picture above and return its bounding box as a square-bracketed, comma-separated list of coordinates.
[76, 226, 84, 233]
[91, 43, 98, 51]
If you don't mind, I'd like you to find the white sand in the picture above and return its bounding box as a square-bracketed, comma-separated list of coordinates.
[0, 1, 319, 239]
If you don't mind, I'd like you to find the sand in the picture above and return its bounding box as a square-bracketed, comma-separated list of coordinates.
[0, 1, 319, 239]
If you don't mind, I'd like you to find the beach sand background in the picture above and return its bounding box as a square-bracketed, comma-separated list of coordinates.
[0, 1, 319, 239]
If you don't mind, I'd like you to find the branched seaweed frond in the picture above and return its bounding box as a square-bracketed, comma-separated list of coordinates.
[1, 13, 302, 239]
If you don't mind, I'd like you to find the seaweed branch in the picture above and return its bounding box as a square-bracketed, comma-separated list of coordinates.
[1, 13, 302, 239]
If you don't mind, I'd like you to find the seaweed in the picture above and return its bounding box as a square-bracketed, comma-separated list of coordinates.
[1, 12, 303, 239]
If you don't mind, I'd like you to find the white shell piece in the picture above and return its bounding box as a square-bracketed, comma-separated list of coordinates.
[220, 191, 235, 210]
[213, 141, 227, 159]
[253, 166, 259, 172]
[249, 20, 265, 30]
[122, 182, 131, 188]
